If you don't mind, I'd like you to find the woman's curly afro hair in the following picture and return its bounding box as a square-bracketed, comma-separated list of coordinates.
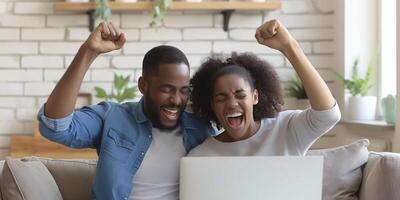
[190, 52, 284, 123]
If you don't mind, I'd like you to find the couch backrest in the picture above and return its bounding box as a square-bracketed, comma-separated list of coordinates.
[21, 157, 97, 200]
[0, 160, 4, 200]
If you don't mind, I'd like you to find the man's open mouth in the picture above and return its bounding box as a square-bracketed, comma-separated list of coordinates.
[161, 106, 179, 120]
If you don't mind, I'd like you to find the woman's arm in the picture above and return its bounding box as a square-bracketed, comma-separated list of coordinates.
[255, 19, 335, 110]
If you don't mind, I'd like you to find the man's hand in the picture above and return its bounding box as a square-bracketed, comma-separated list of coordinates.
[255, 19, 295, 52]
[83, 21, 126, 54]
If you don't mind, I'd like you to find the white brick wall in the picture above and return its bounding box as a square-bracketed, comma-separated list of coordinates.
[0, 70, 42, 82]
[213, 41, 280, 54]
[183, 28, 227, 40]
[120, 29, 140, 41]
[141, 28, 182, 41]
[112, 56, 142, 69]
[16, 108, 38, 121]
[165, 42, 212, 54]
[22, 28, 65, 41]
[123, 42, 163, 55]
[0, 29, 20, 40]
[0, 56, 20, 68]
[40, 42, 81, 55]
[0, 97, 35, 108]
[0, 83, 24, 95]
[266, 15, 334, 28]
[44, 69, 91, 82]
[313, 41, 335, 54]
[164, 15, 213, 28]
[22, 56, 63, 68]
[0, 121, 25, 135]
[0, 109, 15, 121]
[47, 15, 89, 27]
[24, 82, 56, 96]
[66, 55, 111, 68]
[0, 0, 339, 158]
[281, 0, 313, 14]
[67, 28, 90, 41]
[0, 15, 45, 27]
[121, 14, 153, 28]
[0, 42, 38, 54]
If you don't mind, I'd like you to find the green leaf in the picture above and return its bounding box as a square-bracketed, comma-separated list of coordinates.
[287, 75, 307, 99]
[103, 8, 112, 21]
[95, 87, 108, 99]
[114, 74, 124, 90]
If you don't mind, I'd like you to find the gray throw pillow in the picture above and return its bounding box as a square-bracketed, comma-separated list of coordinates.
[0, 157, 63, 200]
[359, 152, 400, 200]
[22, 157, 97, 200]
[307, 139, 370, 200]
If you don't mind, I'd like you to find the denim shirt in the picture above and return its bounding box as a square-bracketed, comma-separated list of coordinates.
[37, 98, 214, 200]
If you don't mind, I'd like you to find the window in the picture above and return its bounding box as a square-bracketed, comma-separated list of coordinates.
[379, 0, 397, 98]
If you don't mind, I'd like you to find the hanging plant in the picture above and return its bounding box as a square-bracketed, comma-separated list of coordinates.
[94, 0, 112, 21]
[149, 0, 173, 28]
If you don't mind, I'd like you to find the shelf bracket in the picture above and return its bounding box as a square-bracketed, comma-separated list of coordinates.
[87, 10, 95, 32]
[221, 9, 235, 32]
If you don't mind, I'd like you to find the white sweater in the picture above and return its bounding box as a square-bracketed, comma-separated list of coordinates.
[188, 104, 341, 157]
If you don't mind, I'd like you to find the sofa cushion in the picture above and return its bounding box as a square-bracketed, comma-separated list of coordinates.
[0, 160, 4, 200]
[359, 152, 400, 200]
[0, 157, 63, 200]
[22, 157, 97, 200]
[307, 139, 370, 200]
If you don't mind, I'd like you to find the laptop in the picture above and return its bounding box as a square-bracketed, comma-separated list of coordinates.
[180, 156, 323, 200]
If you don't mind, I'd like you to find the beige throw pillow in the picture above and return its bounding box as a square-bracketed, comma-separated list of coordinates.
[307, 139, 370, 200]
[0, 157, 63, 200]
[22, 157, 97, 200]
[359, 152, 400, 200]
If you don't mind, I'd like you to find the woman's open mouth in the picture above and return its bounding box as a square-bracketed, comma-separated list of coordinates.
[226, 113, 244, 129]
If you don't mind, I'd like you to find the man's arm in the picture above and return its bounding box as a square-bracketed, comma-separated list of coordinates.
[44, 21, 126, 118]
[38, 22, 126, 148]
[255, 19, 336, 111]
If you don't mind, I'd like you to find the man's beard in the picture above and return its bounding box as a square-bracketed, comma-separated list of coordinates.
[144, 95, 186, 131]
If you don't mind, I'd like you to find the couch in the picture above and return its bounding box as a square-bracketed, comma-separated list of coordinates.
[0, 139, 399, 200]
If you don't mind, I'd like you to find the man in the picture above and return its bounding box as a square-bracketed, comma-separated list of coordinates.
[37, 21, 214, 200]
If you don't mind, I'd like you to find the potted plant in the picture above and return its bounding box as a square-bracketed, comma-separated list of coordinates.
[150, 0, 172, 28]
[94, 74, 138, 103]
[287, 75, 309, 110]
[338, 57, 376, 121]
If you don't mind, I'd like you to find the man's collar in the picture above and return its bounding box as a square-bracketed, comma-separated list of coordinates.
[133, 97, 149, 123]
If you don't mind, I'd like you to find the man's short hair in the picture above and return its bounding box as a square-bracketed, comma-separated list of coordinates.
[142, 45, 190, 78]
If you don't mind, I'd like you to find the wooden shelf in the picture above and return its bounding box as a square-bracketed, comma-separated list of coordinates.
[53, 1, 281, 31]
[54, 1, 281, 11]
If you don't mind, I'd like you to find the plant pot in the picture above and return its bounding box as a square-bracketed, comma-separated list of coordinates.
[296, 99, 310, 110]
[348, 96, 377, 121]
[381, 95, 396, 124]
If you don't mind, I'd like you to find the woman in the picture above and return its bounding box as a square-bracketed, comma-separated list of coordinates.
[188, 20, 341, 156]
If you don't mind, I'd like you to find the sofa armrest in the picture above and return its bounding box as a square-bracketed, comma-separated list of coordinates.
[359, 152, 400, 200]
